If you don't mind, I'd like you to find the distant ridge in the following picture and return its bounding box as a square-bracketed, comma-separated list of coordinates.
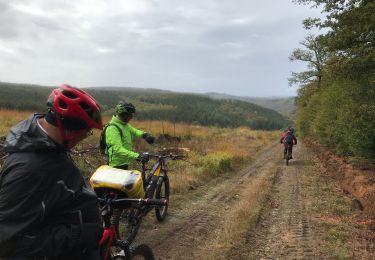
[0, 82, 291, 130]
[206, 92, 296, 119]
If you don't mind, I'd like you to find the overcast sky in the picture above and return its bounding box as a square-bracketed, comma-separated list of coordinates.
[0, 0, 323, 97]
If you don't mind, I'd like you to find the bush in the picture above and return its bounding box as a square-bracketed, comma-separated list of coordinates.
[200, 152, 232, 176]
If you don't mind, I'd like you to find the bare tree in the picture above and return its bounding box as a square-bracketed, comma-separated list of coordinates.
[288, 34, 328, 88]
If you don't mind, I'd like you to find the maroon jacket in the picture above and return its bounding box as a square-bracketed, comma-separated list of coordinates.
[280, 130, 297, 145]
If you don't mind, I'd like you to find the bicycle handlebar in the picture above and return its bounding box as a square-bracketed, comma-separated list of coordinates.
[143, 152, 185, 160]
[98, 197, 167, 207]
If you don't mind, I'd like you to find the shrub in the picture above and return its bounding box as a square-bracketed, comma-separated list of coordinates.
[200, 152, 232, 176]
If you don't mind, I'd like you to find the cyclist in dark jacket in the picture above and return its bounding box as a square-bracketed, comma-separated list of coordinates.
[0, 85, 103, 260]
[280, 127, 297, 159]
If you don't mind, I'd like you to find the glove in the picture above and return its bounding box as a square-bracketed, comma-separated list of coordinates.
[142, 133, 155, 144]
[79, 223, 103, 250]
[137, 152, 149, 163]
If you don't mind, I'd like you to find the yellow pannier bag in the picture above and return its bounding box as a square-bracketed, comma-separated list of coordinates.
[90, 165, 145, 198]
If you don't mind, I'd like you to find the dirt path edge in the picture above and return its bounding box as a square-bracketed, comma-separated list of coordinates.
[305, 139, 375, 216]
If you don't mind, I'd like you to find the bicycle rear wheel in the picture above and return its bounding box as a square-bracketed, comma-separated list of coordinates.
[286, 148, 291, 166]
[130, 243, 154, 260]
[114, 209, 142, 244]
[155, 176, 170, 222]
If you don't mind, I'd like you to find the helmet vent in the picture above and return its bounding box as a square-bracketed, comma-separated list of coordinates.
[80, 102, 92, 116]
[79, 102, 102, 124]
[59, 99, 68, 109]
[62, 90, 78, 99]
[79, 102, 90, 110]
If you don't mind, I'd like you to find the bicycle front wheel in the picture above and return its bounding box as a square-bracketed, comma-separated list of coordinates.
[155, 176, 170, 222]
[130, 243, 154, 260]
[114, 209, 142, 244]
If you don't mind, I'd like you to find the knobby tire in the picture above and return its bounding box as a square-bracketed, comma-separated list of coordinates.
[130, 243, 154, 260]
[114, 209, 141, 244]
[155, 176, 170, 222]
[285, 147, 291, 166]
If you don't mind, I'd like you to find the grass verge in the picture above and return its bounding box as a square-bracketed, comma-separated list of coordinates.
[203, 164, 278, 259]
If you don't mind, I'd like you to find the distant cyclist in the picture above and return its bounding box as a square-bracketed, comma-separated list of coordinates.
[280, 127, 297, 159]
[0, 85, 103, 259]
[104, 101, 155, 170]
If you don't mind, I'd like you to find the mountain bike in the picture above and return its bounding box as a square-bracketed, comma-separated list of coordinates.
[114, 153, 184, 243]
[98, 193, 167, 260]
[283, 141, 293, 166]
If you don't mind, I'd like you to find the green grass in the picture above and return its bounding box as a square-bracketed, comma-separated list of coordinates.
[324, 244, 351, 260]
[324, 227, 349, 242]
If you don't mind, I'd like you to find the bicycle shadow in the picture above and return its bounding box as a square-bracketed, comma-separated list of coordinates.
[285, 159, 314, 167]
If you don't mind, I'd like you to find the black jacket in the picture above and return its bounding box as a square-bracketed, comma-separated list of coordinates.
[0, 114, 100, 259]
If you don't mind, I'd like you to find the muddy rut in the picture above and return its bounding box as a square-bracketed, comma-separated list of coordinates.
[136, 143, 278, 259]
[135, 142, 375, 259]
[238, 144, 322, 259]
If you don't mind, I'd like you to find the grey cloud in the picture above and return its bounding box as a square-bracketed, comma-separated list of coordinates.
[203, 24, 259, 44]
[31, 16, 65, 32]
[0, 2, 21, 39]
[0, 0, 323, 97]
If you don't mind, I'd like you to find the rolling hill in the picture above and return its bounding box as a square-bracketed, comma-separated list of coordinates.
[207, 92, 296, 119]
[0, 82, 291, 130]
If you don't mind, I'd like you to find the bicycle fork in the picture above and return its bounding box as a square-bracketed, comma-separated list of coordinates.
[145, 175, 159, 198]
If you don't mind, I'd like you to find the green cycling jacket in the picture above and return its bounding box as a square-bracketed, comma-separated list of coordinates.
[105, 115, 145, 167]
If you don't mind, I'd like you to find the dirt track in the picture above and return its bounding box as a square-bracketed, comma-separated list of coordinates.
[136, 142, 375, 259]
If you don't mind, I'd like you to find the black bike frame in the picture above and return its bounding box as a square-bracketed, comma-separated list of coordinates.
[99, 196, 130, 260]
[98, 195, 167, 260]
[141, 155, 169, 199]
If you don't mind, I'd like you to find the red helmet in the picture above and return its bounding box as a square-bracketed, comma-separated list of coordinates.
[47, 84, 103, 130]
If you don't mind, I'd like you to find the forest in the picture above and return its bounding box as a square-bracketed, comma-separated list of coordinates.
[290, 0, 374, 160]
[0, 82, 289, 130]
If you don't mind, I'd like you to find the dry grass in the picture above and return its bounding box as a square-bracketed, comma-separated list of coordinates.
[0, 109, 32, 136]
[131, 121, 279, 195]
[203, 167, 276, 259]
[0, 110, 283, 258]
[1, 111, 279, 196]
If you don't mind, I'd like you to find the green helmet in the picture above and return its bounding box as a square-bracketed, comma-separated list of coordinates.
[115, 101, 136, 116]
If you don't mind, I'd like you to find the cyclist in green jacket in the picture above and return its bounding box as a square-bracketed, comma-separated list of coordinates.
[105, 101, 154, 170]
